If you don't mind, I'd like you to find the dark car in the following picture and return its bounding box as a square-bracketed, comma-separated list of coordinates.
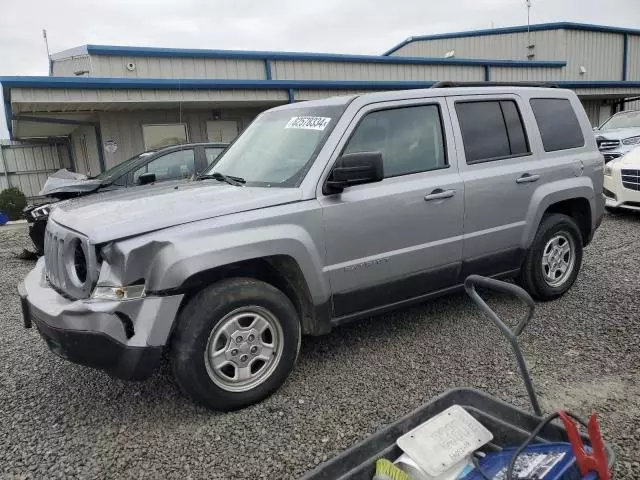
[24, 142, 228, 254]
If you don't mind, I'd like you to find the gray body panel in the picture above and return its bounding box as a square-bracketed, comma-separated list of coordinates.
[20, 86, 604, 380]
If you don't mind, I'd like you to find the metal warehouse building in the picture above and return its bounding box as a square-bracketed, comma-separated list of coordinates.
[1, 21, 640, 196]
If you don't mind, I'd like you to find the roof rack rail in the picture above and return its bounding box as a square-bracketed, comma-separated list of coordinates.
[430, 81, 559, 88]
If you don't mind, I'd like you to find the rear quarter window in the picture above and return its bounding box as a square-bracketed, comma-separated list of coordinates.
[529, 98, 585, 152]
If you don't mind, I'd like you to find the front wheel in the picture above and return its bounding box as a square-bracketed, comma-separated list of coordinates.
[171, 277, 301, 411]
[518, 214, 583, 301]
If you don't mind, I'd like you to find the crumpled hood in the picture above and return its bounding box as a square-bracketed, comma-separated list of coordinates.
[597, 127, 640, 141]
[39, 169, 102, 196]
[50, 180, 303, 243]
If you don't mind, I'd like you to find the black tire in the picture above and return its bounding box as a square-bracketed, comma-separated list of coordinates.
[518, 213, 583, 301]
[171, 277, 301, 411]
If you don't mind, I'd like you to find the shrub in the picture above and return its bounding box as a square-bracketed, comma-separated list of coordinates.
[0, 187, 27, 221]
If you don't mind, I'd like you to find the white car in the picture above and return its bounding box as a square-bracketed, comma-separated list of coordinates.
[604, 146, 640, 212]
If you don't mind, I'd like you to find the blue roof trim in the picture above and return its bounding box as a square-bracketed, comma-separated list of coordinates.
[383, 22, 640, 55]
[2, 76, 640, 91]
[82, 44, 566, 68]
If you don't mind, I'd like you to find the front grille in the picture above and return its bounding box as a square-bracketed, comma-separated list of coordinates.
[44, 226, 66, 292]
[621, 169, 640, 191]
[43, 220, 96, 299]
[597, 137, 620, 150]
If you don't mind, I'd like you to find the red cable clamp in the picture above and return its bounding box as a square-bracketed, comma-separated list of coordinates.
[558, 410, 611, 480]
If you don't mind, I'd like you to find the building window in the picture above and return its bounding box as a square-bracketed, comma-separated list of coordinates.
[343, 104, 447, 178]
[455, 100, 530, 164]
[142, 124, 188, 150]
[529, 98, 585, 152]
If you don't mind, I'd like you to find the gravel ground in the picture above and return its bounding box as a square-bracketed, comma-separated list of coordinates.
[1, 215, 639, 479]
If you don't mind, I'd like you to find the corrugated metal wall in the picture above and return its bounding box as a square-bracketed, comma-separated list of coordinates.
[580, 99, 603, 126]
[391, 29, 628, 81]
[270, 61, 484, 81]
[0, 142, 72, 197]
[390, 30, 565, 60]
[11, 87, 288, 107]
[98, 109, 261, 166]
[89, 56, 267, 80]
[625, 98, 640, 111]
[628, 35, 640, 81]
[51, 55, 92, 77]
[564, 30, 624, 81]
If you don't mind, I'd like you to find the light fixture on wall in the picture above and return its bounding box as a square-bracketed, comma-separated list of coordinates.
[579, 65, 587, 75]
[444, 50, 456, 58]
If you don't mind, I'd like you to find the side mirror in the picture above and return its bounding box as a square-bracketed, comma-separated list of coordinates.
[138, 172, 156, 185]
[324, 152, 384, 194]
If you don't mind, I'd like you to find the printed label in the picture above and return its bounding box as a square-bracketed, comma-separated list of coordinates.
[285, 116, 331, 130]
[493, 451, 566, 479]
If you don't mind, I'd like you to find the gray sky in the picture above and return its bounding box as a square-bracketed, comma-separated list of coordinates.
[1, 0, 639, 137]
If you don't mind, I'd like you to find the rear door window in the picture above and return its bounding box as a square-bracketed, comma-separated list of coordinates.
[529, 98, 585, 152]
[455, 100, 530, 164]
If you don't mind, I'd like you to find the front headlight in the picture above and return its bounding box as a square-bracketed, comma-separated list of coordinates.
[91, 284, 145, 301]
[622, 135, 640, 146]
[31, 204, 51, 219]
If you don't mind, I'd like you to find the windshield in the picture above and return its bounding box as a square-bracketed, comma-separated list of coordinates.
[94, 151, 156, 181]
[600, 111, 640, 130]
[202, 105, 345, 187]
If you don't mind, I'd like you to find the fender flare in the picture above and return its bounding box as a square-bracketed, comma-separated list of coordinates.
[521, 177, 595, 249]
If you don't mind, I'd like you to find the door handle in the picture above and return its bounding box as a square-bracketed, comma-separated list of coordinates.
[424, 188, 456, 201]
[516, 173, 540, 184]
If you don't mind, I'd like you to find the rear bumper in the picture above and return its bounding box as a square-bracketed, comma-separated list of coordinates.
[19, 259, 183, 380]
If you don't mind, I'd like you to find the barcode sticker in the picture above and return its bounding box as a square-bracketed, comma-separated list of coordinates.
[285, 116, 331, 130]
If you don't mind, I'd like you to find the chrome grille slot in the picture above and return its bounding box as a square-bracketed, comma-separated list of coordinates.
[621, 169, 640, 191]
[597, 138, 620, 150]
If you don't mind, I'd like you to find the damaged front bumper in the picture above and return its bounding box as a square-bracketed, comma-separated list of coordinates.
[18, 258, 184, 380]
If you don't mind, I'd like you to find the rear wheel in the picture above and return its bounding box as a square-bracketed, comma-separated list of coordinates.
[171, 277, 301, 411]
[518, 214, 583, 301]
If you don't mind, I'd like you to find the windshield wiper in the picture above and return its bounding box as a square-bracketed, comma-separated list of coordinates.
[198, 172, 246, 186]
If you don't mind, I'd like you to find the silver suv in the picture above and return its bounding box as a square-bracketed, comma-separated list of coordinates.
[19, 85, 604, 410]
[593, 109, 640, 162]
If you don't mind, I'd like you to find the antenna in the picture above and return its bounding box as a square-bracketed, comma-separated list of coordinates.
[526, 0, 532, 45]
[42, 29, 52, 75]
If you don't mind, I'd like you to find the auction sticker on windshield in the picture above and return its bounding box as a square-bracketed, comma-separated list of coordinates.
[285, 116, 331, 130]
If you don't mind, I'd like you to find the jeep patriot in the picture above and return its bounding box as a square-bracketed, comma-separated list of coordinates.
[19, 86, 604, 410]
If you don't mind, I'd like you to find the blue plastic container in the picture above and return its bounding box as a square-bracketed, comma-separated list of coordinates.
[462, 442, 596, 480]
[0, 212, 8, 226]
